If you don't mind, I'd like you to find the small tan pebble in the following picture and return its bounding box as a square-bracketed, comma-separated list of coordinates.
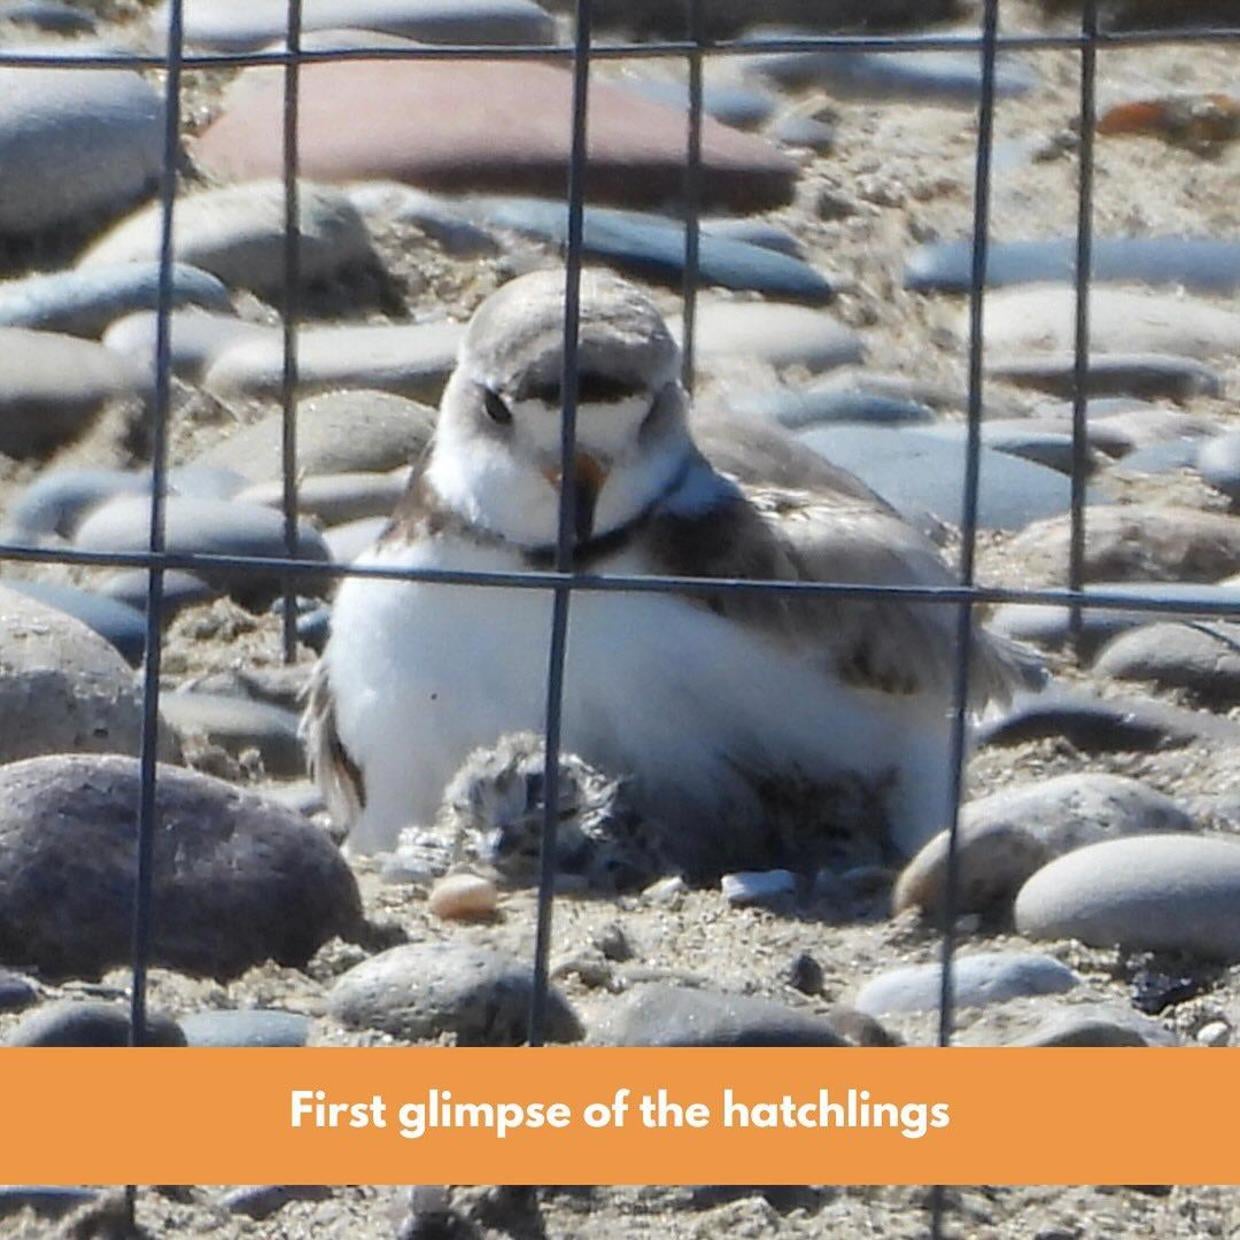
[427, 873, 498, 921]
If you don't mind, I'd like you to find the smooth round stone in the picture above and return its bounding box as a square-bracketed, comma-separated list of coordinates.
[701, 217, 804, 258]
[103, 309, 274, 385]
[987, 353, 1224, 401]
[1095, 407, 1220, 455]
[168, 464, 250, 501]
[154, 0, 555, 51]
[1198, 431, 1240, 501]
[1093, 621, 1240, 704]
[8, 1000, 185, 1046]
[599, 984, 849, 1047]
[98, 568, 218, 618]
[221, 1185, 333, 1219]
[74, 496, 331, 595]
[1015, 834, 1240, 960]
[329, 943, 582, 1045]
[238, 470, 408, 527]
[746, 47, 1037, 103]
[192, 389, 434, 483]
[0, 1, 96, 32]
[894, 773, 1192, 917]
[325, 516, 388, 564]
[296, 605, 331, 652]
[80, 181, 374, 299]
[771, 113, 836, 153]
[471, 198, 833, 303]
[428, 873, 499, 921]
[204, 319, 463, 404]
[855, 953, 1079, 1017]
[158, 692, 304, 776]
[0, 970, 37, 1011]
[675, 300, 862, 373]
[724, 383, 934, 430]
[346, 182, 499, 256]
[0, 753, 363, 979]
[5, 467, 149, 539]
[628, 76, 778, 131]
[194, 56, 796, 214]
[0, 327, 141, 456]
[721, 868, 795, 908]
[0, 584, 170, 763]
[1009, 1002, 1178, 1048]
[1115, 436, 1203, 476]
[180, 1007, 310, 1047]
[798, 425, 1070, 532]
[1, 578, 146, 664]
[0, 1187, 98, 1221]
[918, 420, 1091, 476]
[0, 263, 230, 337]
[907, 236, 1240, 294]
[974, 286, 1240, 360]
[0, 66, 164, 236]
[1005, 505, 1240, 586]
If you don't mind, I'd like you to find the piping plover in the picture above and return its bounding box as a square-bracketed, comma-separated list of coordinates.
[304, 269, 1037, 876]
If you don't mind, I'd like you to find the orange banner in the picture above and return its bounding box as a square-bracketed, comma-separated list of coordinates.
[2, 1047, 1238, 1185]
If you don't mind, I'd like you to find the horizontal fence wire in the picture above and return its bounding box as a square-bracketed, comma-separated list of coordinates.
[0, 0, 1235, 1232]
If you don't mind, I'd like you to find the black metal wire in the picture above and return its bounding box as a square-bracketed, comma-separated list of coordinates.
[279, 0, 304, 664]
[528, 0, 594, 1049]
[679, 0, 704, 394]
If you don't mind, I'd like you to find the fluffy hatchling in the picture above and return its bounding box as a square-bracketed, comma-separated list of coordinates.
[304, 268, 1039, 878]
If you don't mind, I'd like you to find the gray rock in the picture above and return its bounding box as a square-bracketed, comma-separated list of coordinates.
[771, 112, 836, 153]
[987, 353, 1224, 400]
[0, 584, 173, 763]
[346, 182, 500, 256]
[159, 692, 304, 776]
[221, 1185, 333, 1219]
[180, 1008, 311, 1047]
[0, 263, 230, 337]
[7, 1000, 185, 1046]
[329, 942, 582, 1045]
[918, 420, 1094, 476]
[0, 754, 363, 979]
[894, 773, 1192, 917]
[0, 65, 164, 236]
[0, 970, 37, 1011]
[103, 309, 274, 385]
[238, 470, 408, 527]
[1116, 436, 1204, 476]
[674, 299, 862, 373]
[98, 569, 219, 619]
[723, 383, 935, 430]
[854, 952, 1079, 1016]
[1198, 431, 1240, 502]
[5, 467, 149, 539]
[1, 578, 147, 664]
[721, 869, 796, 908]
[0, 327, 141, 456]
[629, 76, 778, 131]
[192, 389, 435, 482]
[1093, 621, 1240, 704]
[0, 1187, 98, 1221]
[0, 1, 96, 32]
[204, 320, 463, 404]
[1015, 834, 1240, 960]
[1009, 1002, 1178, 1048]
[80, 181, 375, 299]
[599, 984, 849, 1047]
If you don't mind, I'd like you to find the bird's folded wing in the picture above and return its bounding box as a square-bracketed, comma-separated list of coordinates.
[301, 659, 367, 829]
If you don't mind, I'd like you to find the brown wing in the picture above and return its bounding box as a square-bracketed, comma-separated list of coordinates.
[301, 658, 367, 829]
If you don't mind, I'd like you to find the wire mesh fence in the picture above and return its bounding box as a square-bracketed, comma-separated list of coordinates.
[2, 0, 1240, 1233]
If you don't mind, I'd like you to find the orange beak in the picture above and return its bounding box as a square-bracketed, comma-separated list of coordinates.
[543, 452, 608, 543]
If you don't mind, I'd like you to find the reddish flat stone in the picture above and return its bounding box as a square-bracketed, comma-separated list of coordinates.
[194, 57, 797, 213]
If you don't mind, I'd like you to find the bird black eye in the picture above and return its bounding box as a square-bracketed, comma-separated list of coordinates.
[483, 387, 512, 426]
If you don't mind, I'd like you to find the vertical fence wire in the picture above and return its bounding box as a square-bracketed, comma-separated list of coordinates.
[528, 0, 595, 1048]
[679, 0, 704, 394]
[279, 0, 304, 664]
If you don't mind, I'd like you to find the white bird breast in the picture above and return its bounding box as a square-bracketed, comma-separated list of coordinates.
[327, 536, 957, 862]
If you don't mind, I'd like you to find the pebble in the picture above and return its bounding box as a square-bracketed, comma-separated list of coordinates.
[1081, 406, 1219, 457]
[771, 112, 837, 153]
[191, 389, 434, 482]
[723, 383, 935, 430]
[1006, 505, 1240, 586]
[0, 263, 230, 337]
[918, 420, 1092, 476]
[158, 692, 304, 777]
[1198, 430, 1240, 502]
[1009, 1002, 1178, 1048]
[296, 605, 331, 652]
[0, 1187, 98, 1220]
[155, 0, 555, 51]
[0, 1, 96, 32]
[975, 286, 1240, 360]
[102, 309, 274, 385]
[673, 299, 863, 373]
[785, 952, 824, 995]
[346, 182, 500, 256]
[1015, 834, 1240, 960]
[427, 873, 499, 921]
[907, 236, 1240, 294]
[628, 76, 778, 131]
[1093, 620, 1240, 705]
[329, 942, 582, 1044]
[98, 568, 219, 618]
[894, 773, 1192, 917]
[600, 984, 849, 1047]
[1196, 1019, 1230, 1047]
[472, 198, 833, 302]
[721, 869, 796, 908]
[642, 874, 687, 908]
[4, 467, 149, 540]
[79, 181, 376, 299]
[196, 56, 796, 214]
[0, 753, 363, 979]
[987, 352, 1225, 401]
[7, 1000, 185, 1047]
[746, 47, 1037, 104]
[0, 578, 147, 664]
[221, 1185, 334, 1220]
[1117, 436, 1206, 476]
[238, 470, 408, 527]
[203, 320, 464, 404]
[0, 65, 164, 236]
[0, 327, 141, 457]
[854, 952, 1079, 1016]
[0, 584, 169, 764]
[798, 425, 1071, 532]
[179, 1008, 311, 1047]
[0, 971, 37, 1012]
